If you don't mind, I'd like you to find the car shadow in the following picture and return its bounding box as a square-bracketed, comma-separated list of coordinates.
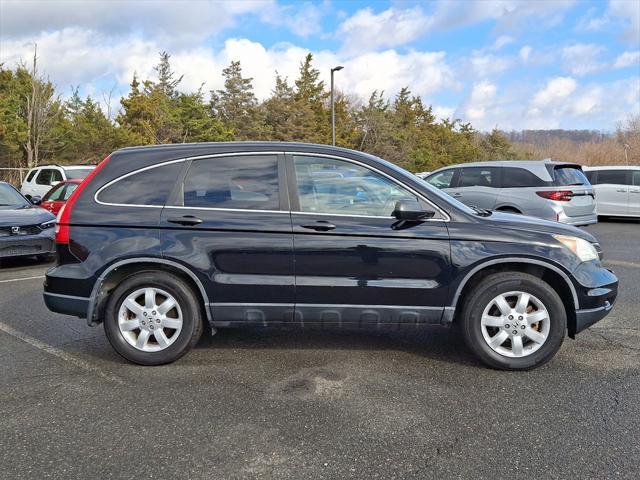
[0, 255, 54, 269]
[190, 325, 481, 368]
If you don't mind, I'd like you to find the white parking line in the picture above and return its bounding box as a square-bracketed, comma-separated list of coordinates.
[0, 275, 45, 283]
[605, 260, 640, 269]
[0, 320, 127, 385]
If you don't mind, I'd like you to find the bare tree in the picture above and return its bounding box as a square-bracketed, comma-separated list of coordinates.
[22, 45, 61, 168]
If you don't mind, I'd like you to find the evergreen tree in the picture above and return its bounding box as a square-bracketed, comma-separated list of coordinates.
[291, 53, 329, 143]
[263, 73, 295, 141]
[211, 60, 265, 140]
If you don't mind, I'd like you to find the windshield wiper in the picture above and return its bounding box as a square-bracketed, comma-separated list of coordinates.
[470, 205, 492, 217]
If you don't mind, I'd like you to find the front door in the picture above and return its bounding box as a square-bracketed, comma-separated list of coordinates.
[160, 153, 295, 326]
[288, 154, 451, 328]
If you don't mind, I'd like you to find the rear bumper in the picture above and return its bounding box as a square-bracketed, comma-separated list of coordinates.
[43, 291, 89, 318]
[556, 210, 598, 226]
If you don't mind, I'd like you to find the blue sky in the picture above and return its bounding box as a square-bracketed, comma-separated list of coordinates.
[1, 0, 638, 131]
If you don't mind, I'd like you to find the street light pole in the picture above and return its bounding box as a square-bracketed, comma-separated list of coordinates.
[330, 65, 344, 146]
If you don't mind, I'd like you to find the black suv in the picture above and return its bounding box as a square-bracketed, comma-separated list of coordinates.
[44, 143, 618, 370]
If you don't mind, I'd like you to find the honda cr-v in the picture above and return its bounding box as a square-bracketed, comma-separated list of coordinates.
[44, 143, 618, 370]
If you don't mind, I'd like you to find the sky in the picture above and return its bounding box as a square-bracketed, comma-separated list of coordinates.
[0, 0, 639, 132]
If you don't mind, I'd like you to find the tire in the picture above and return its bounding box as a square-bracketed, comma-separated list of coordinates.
[460, 272, 566, 370]
[104, 271, 203, 365]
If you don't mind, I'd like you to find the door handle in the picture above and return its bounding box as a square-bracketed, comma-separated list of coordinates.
[301, 221, 336, 232]
[616, 189, 628, 192]
[167, 215, 203, 226]
[451, 192, 462, 197]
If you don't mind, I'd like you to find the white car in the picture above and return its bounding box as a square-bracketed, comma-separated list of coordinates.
[583, 166, 640, 218]
[20, 164, 94, 200]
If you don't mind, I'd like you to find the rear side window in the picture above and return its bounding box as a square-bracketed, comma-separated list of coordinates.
[595, 170, 629, 185]
[182, 155, 279, 210]
[36, 169, 55, 185]
[502, 167, 548, 188]
[25, 169, 38, 182]
[458, 167, 497, 188]
[97, 162, 184, 206]
[633, 171, 640, 186]
[584, 170, 596, 183]
[426, 169, 455, 189]
[552, 166, 589, 186]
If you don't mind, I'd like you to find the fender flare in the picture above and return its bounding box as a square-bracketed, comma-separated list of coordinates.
[87, 256, 212, 325]
[442, 257, 579, 323]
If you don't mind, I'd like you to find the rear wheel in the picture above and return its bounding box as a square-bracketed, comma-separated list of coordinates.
[460, 272, 566, 370]
[497, 207, 521, 214]
[104, 271, 203, 365]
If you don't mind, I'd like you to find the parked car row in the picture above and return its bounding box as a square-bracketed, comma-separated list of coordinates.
[0, 165, 94, 262]
[424, 161, 639, 222]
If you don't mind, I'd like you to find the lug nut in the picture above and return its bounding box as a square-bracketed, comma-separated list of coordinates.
[518, 316, 523, 321]
[152, 311, 156, 315]
[508, 315, 513, 320]
[505, 324, 510, 328]
[521, 325, 525, 329]
[141, 321, 145, 325]
[512, 330, 517, 334]
[143, 312, 147, 316]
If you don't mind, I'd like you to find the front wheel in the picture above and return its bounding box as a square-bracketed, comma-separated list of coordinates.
[104, 271, 203, 365]
[460, 272, 566, 370]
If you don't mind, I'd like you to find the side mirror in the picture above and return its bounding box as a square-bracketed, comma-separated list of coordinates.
[392, 199, 435, 221]
[31, 196, 42, 205]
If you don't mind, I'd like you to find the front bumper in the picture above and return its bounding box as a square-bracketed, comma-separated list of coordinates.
[570, 263, 618, 337]
[0, 232, 55, 258]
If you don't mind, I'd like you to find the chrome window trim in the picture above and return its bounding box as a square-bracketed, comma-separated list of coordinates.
[287, 151, 450, 222]
[93, 150, 450, 221]
[94, 158, 188, 208]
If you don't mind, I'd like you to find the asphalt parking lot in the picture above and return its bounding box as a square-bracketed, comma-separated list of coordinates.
[1, 220, 638, 479]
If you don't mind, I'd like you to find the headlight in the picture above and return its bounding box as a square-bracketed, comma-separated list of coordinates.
[554, 235, 599, 262]
[40, 219, 56, 230]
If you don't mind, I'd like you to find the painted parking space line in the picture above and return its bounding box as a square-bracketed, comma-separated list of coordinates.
[0, 275, 45, 283]
[605, 259, 640, 269]
[0, 320, 127, 385]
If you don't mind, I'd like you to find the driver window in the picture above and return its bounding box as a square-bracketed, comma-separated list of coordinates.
[293, 155, 417, 217]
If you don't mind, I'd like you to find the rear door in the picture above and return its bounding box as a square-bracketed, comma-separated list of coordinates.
[454, 166, 499, 209]
[160, 153, 295, 326]
[592, 169, 630, 216]
[288, 153, 451, 328]
[550, 165, 596, 219]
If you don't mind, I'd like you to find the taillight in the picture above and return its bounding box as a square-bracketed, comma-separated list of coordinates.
[55, 155, 110, 244]
[536, 190, 574, 202]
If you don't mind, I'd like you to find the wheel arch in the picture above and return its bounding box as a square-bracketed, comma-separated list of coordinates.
[445, 258, 579, 336]
[494, 205, 522, 214]
[87, 257, 212, 326]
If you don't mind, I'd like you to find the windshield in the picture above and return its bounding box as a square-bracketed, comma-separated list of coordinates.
[553, 166, 590, 186]
[0, 183, 30, 207]
[64, 167, 94, 179]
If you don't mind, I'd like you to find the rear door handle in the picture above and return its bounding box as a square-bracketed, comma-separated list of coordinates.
[451, 192, 462, 197]
[301, 221, 336, 232]
[616, 189, 628, 192]
[167, 215, 203, 226]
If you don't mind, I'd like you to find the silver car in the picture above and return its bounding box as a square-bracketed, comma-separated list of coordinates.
[425, 160, 597, 225]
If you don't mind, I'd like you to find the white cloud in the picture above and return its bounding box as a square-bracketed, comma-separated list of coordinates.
[531, 77, 578, 110]
[337, 6, 432, 54]
[519, 45, 533, 62]
[613, 50, 640, 69]
[470, 53, 512, 78]
[561, 43, 606, 76]
[609, 0, 640, 44]
[259, 1, 330, 38]
[461, 81, 497, 121]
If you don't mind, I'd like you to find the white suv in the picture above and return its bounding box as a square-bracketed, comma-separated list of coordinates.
[20, 165, 94, 200]
[583, 166, 640, 218]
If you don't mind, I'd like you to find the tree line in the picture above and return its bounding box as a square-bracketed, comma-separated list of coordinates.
[1, 49, 636, 183]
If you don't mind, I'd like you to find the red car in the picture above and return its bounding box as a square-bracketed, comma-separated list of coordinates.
[37, 179, 82, 215]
